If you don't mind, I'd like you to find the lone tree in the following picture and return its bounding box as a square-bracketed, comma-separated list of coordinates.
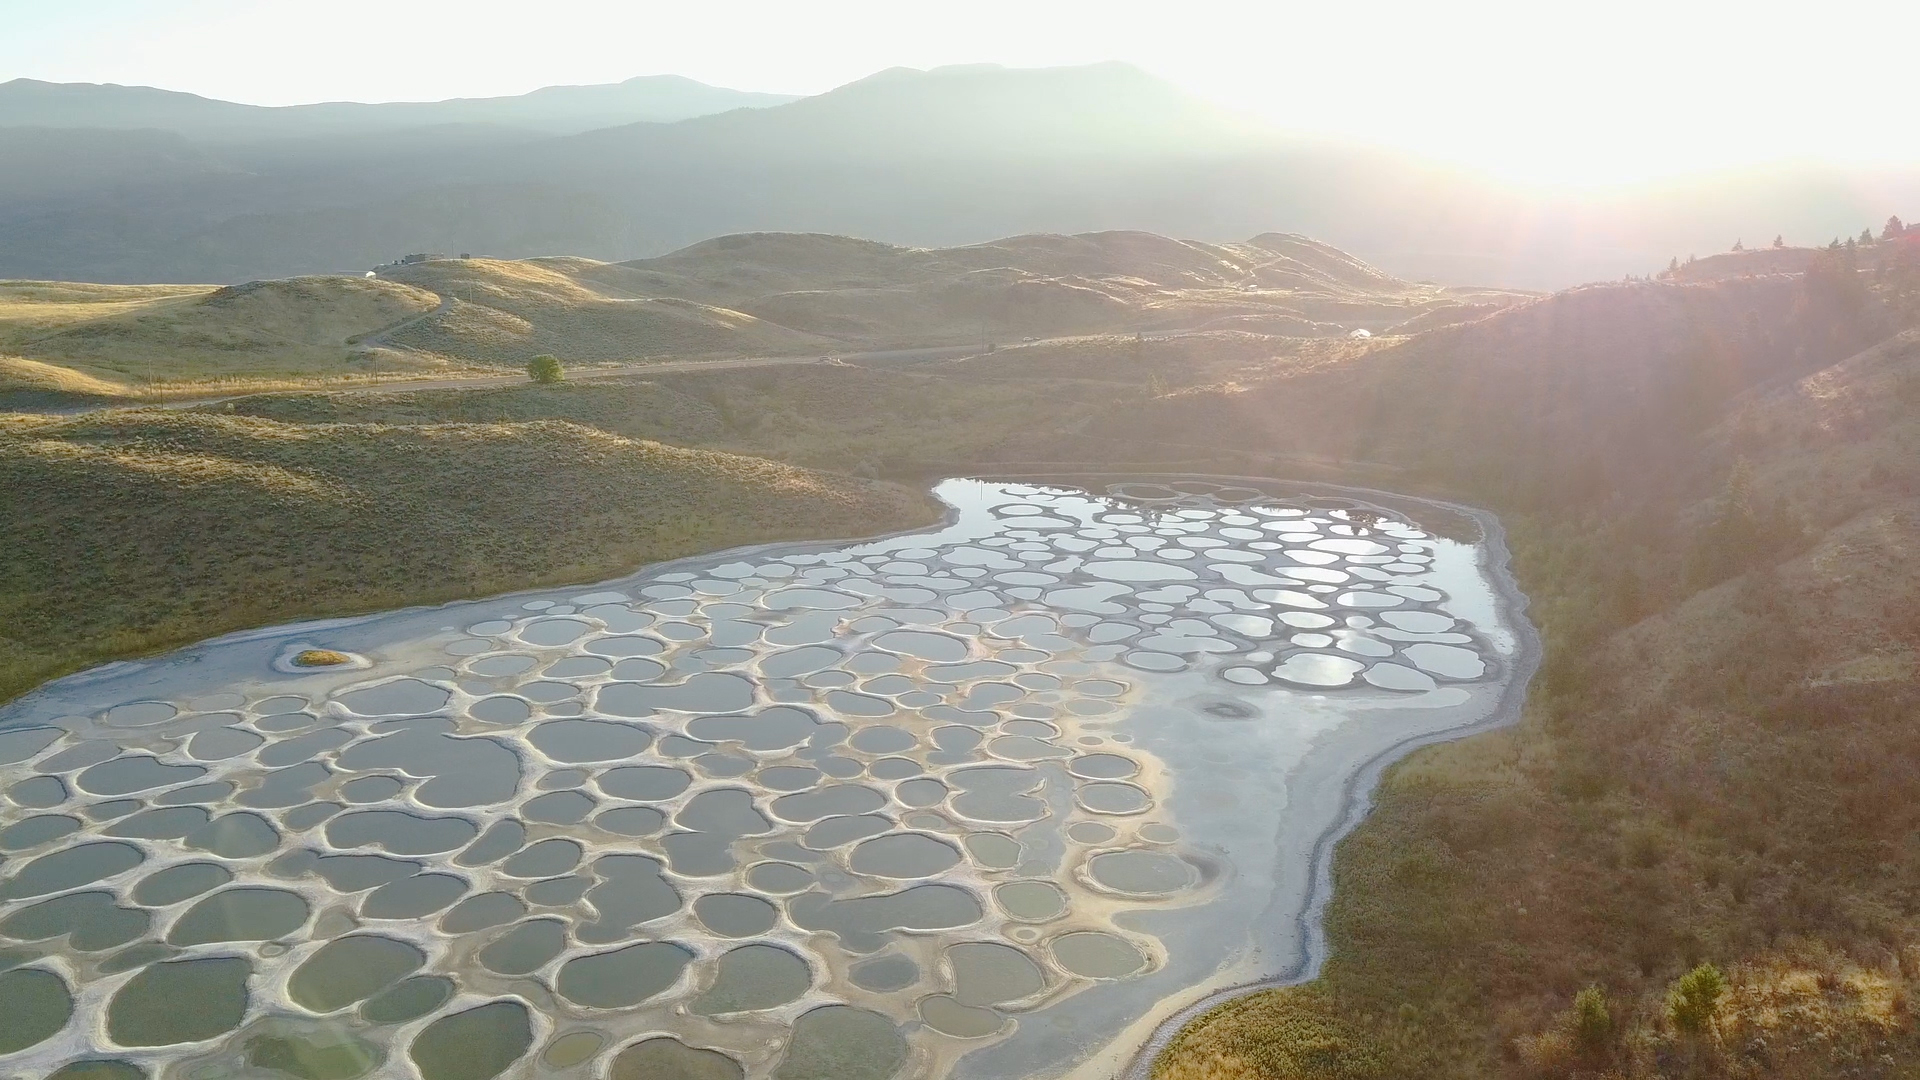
[1667, 963, 1727, 1035]
[1732, 239, 1744, 251]
[1861, 228, 1876, 245]
[527, 354, 563, 384]
[1885, 215, 1907, 240]
[1773, 234, 1785, 248]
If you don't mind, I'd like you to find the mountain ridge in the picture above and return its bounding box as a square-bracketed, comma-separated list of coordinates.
[0, 74, 797, 136]
[1, 63, 1915, 289]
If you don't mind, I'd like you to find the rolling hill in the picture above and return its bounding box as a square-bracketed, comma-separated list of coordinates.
[0, 276, 452, 398]
[0, 229, 1527, 401]
[375, 257, 835, 362]
[604, 230, 1510, 345]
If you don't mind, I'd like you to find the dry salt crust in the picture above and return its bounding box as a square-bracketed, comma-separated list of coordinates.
[0, 477, 1530, 1080]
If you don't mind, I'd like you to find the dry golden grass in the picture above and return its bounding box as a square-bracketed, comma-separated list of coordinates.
[1147, 257, 1920, 1080]
[1156, 988, 1385, 1080]
[434, 234, 1522, 353]
[0, 233, 1523, 393]
[204, 345, 1194, 480]
[379, 258, 832, 363]
[0, 354, 130, 397]
[0, 410, 936, 703]
[0, 275, 443, 387]
[291, 649, 352, 667]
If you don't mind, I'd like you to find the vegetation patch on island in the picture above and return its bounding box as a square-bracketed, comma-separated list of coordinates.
[290, 649, 352, 667]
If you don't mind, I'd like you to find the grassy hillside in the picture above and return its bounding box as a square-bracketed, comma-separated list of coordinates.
[615, 231, 1523, 346]
[0, 355, 132, 407]
[622, 230, 1368, 295]
[0, 230, 1516, 399]
[1139, 247, 1920, 1080]
[1097, 265, 1892, 503]
[0, 411, 933, 704]
[199, 326, 1380, 482]
[391, 232, 1507, 355]
[0, 275, 453, 398]
[378, 257, 834, 363]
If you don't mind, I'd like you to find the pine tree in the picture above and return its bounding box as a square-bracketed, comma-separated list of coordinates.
[1667, 964, 1727, 1035]
[1860, 228, 1875, 244]
[1773, 235, 1785, 248]
[1885, 215, 1907, 240]
[1732, 239, 1744, 251]
[1668, 256, 1679, 273]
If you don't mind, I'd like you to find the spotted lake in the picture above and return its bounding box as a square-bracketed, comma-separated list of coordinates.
[0, 476, 1533, 1080]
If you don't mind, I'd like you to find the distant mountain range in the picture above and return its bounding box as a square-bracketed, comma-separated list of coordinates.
[1, 63, 1914, 288]
[0, 74, 797, 136]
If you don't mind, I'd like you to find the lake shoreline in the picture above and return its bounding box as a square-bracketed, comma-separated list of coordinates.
[1101, 475, 1543, 1080]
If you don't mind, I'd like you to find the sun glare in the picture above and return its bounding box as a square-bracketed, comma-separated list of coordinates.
[5, 0, 1909, 188]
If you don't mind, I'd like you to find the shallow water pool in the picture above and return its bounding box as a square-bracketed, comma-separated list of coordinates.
[0, 478, 1525, 1080]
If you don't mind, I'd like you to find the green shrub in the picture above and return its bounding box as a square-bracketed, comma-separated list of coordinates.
[1570, 985, 1611, 1052]
[527, 354, 563, 384]
[1667, 963, 1727, 1034]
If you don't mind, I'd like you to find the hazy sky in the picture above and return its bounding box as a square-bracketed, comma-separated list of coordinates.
[3, 0, 1912, 184]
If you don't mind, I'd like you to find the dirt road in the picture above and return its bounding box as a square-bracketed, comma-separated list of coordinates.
[15, 341, 999, 416]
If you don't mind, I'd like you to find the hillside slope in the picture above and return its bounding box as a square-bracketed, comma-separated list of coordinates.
[0, 411, 932, 702]
[0, 230, 1518, 399]
[611, 231, 1513, 345]
[377, 257, 834, 362]
[1093, 258, 1892, 503]
[0, 276, 448, 394]
[1141, 247, 1920, 1080]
